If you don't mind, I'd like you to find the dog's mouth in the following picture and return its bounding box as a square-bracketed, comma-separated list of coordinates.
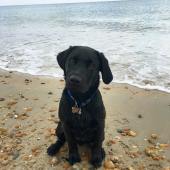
[66, 75, 82, 93]
[66, 83, 85, 94]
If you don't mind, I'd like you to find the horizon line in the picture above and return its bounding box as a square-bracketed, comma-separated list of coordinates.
[0, 0, 123, 7]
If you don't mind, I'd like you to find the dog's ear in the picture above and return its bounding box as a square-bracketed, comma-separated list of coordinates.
[98, 52, 113, 84]
[57, 46, 74, 70]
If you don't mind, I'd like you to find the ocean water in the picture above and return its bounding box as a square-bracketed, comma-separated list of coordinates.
[0, 0, 170, 92]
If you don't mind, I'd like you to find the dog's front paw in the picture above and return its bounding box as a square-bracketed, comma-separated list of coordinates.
[47, 143, 59, 156]
[90, 155, 102, 168]
[90, 148, 105, 168]
[68, 152, 81, 165]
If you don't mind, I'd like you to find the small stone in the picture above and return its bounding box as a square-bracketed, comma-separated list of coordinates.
[25, 79, 32, 83]
[12, 150, 20, 160]
[49, 157, 59, 166]
[0, 127, 8, 135]
[110, 156, 119, 163]
[103, 87, 111, 90]
[1, 159, 9, 165]
[0, 97, 5, 101]
[33, 98, 39, 100]
[24, 107, 32, 112]
[138, 114, 142, 118]
[115, 136, 121, 140]
[62, 162, 70, 169]
[104, 160, 115, 169]
[31, 146, 41, 156]
[128, 167, 135, 170]
[128, 130, 137, 137]
[31, 128, 36, 132]
[72, 164, 80, 170]
[22, 154, 32, 161]
[5, 75, 11, 78]
[117, 129, 123, 133]
[48, 92, 53, 95]
[48, 128, 56, 136]
[15, 131, 27, 137]
[132, 145, 138, 149]
[159, 143, 169, 148]
[151, 134, 158, 139]
[14, 115, 18, 118]
[49, 108, 57, 112]
[7, 100, 17, 106]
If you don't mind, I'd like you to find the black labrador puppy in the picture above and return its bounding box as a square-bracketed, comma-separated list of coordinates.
[47, 46, 113, 168]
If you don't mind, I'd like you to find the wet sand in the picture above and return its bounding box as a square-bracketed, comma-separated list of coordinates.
[0, 69, 170, 170]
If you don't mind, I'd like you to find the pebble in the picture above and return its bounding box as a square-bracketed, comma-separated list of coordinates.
[163, 167, 170, 170]
[115, 136, 121, 140]
[49, 157, 59, 166]
[128, 130, 137, 137]
[14, 115, 18, 118]
[24, 107, 33, 112]
[12, 150, 20, 160]
[0, 97, 5, 101]
[128, 167, 135, 170]
[0, 127, 8, 135]
[7, 100, 17, 106]
[62, 162, 70, 169]
[104, 160, 115, 169]
[25, 79, 32, 83]
[138, 114, 142, 118]
[49, 108, 57, 112]
[159, 143, 169, 148]
[151, 134, 158, 139]
[1, 159, 9, 165]
[110, 156, 119, 163]
[48, 92, 53, 95]
[72, 164, 80, 170]
[117, 129, 123, 133]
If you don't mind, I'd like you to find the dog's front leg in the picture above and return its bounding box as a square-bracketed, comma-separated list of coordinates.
[63, 123, 81, 165]
[90, 120, 105, 168]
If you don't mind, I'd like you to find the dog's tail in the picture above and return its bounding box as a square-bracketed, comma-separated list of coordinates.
[47, 122, 66, 156]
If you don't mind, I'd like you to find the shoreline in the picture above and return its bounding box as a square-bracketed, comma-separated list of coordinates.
[0, 69, 170, 169]
[0, 67, 170, 94]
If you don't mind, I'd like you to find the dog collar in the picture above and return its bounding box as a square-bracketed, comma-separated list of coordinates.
[66, 89, 96, 115]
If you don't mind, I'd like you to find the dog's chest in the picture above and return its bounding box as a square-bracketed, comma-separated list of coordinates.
[69, 109, 97, 144]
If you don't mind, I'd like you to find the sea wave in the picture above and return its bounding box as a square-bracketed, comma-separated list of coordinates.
[0, 0, 170, 93]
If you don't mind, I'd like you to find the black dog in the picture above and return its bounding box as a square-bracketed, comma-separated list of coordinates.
[47, 46, 113, 168]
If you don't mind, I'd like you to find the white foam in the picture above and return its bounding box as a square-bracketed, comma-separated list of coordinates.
[0, 1, 170, 93]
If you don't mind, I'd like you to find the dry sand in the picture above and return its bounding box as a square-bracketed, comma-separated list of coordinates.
[0, 69, 170, 170]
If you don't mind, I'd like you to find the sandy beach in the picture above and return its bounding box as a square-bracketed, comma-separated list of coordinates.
[0, 69, 170, 170]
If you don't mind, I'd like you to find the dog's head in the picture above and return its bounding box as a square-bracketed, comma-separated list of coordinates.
[57, 46, 113, 93]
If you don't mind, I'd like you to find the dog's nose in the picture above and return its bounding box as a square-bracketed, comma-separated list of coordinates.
[69, 75, 81, 85]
